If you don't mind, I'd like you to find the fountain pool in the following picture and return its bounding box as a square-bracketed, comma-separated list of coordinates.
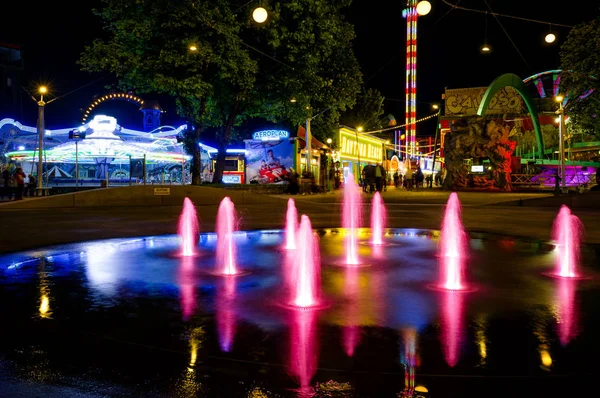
[1, 225, 598, 397]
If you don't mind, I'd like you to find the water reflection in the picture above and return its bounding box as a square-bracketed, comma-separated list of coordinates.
[554, 277, 579, 345]
[343, 266, 360, 357]
[400, 328, 417, 397]
[439, 290, 465, 367]
[288, 309, 318, 394]
[474, 315, 488, 367]
[178, 256, 197, 321]
[38, 257, 52, 319]
[216, 277, 237, 352]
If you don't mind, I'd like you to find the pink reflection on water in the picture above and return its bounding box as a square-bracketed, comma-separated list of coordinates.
[552, 205, 584, 278]
[342, 173, 362, 265]
[215, 197, 238, 275]
[439, 192, 468, 290]
[216, 277, 236, 352]
[290, 215, 321, 308]
[440, 290, 465, 367]
[401, 329, 417, 396]
[370, 192, 386, 245]
[285, 198, 298, 250]
[178, 197, 199, 256]
[343, 266, 360, 356]
[178, 256, 196, 320]
[555, 277, 579, 345]
[288, 309, 318, 391]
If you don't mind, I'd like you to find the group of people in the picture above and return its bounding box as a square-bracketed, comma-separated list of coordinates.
[360, 163, 387, 193]
[1, 167, 36, 200]
[390, 166, 447, 191]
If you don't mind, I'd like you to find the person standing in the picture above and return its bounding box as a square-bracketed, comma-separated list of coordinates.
[13, 167, 26, 200]
[27, 174, 37, 197]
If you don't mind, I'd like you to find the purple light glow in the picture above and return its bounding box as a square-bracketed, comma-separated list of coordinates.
[291, 215, 321, 308]
[440, 290, 465, 367]
[178, 197, 199, 256]
[552, 205, 584, 278]
[342, 173, 362, 265]
[288, 308, 318, 391]
[439, 193, 468, 290]
[215, 197, 239, 276]
[371, 192, 387, 245]
[217, 277, 236, 352]
[285, 198, 298, 250]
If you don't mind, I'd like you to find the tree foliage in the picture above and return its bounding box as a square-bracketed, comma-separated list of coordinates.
[559, 16, 600, 138]
[339, 87, 387, 131]
[78, 0, 362, 183]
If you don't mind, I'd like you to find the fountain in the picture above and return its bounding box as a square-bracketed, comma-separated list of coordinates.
[178, 197, 200, 256]
[290, 215, 321, 308]
[439, 192, 468, 290]
[552, 205, 584, 278]
[370, 192, 386, 245]
[285, 198, 298, 250]
[215, 197, 239, 276]
[342, 173, 362, 265]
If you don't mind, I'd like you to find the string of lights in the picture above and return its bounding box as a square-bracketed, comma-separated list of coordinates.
[440, 0, 574, 28]
[359, 111, 440, 135]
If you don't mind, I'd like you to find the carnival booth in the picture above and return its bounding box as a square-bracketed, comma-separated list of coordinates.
[337, 126, 387, 185]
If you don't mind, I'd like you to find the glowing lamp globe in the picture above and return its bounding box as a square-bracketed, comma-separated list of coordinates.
[252, 7, 268, 23]
[545, 33, 556, 43]
[416, 1, 432, 16]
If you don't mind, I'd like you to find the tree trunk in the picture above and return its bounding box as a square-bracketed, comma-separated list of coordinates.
[212, 99, 240, 184]
[191, 98, 207, 185]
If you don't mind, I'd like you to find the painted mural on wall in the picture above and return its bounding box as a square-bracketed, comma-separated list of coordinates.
[245, 139, 294, 184]
[442, 117, 516, 191]
[445, 86, 523, 116]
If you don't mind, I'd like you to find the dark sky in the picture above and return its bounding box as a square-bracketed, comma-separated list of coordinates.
[1, 0, 599, 134]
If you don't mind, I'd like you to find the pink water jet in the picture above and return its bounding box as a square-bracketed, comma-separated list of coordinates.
[440, 290, 465, 367]
[216, 277, 237, 352]
[290, 215, 321, 308]
[370, 192, 387, 245]
[288, 308, 318, 391]
[439, 192, 468, 290]
[215, 197, 239, 275]
[285, 198, 298, 250]
[342, 173, 362, 264]
[178, 197, 200, 256]
[552, 205, 584, 278]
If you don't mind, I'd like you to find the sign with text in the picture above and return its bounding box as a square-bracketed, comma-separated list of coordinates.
[252, 130, 290, 141]
[153, 187, 171, 195]
[445, 86, 523, 116]
[338, 128, 385, 163]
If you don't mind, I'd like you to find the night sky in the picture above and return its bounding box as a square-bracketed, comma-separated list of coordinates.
[1, 0, 599, 136]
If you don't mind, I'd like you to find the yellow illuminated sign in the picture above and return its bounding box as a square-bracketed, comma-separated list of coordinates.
[338, 128, 385, 163]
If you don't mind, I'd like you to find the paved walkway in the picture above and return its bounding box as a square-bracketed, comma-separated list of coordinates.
[1, 187, 598, 254]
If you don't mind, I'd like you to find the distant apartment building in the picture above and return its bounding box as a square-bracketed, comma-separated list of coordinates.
[0, 41, 23, 119]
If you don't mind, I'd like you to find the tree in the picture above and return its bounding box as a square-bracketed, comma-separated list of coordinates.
[559, 17, 600, 138]
[340, 87, 387, 131]
[79, 0, 362, 184]
[78, 0, 234, 185]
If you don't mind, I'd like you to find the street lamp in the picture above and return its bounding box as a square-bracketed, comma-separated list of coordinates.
[431, 103, 442, 182]
[416, 1, 431, 16]
[37, 86, 47, 193]
[356, 126, 363, 182]
[326, 138, 333, 191]
[555, 95, 566, 192]
[252, 7, 268, 23]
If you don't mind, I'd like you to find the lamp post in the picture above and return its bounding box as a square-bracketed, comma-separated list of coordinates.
[36, 86, 47, 192]
[356, 126, 363, 183]
[555, 95, 566, 192]
[431, 103, 441, 181]
[326, 138, 333, 192]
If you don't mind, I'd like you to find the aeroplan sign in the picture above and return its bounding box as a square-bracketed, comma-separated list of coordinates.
[252, 130, 290, 141]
